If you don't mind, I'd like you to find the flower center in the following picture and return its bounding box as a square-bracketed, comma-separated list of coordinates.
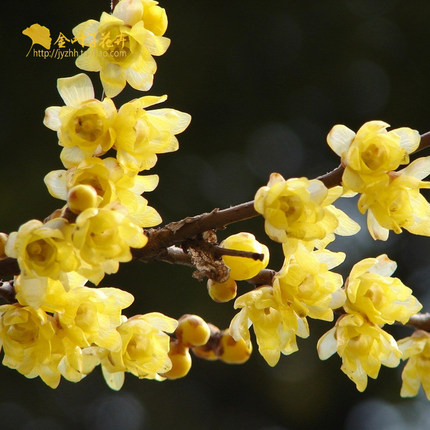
[75, 114, 104, 141]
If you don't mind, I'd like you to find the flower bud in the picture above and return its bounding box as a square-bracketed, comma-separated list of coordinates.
[218, 330, 252, 364]
[221, 233, 269, 280]
[207, 278, 237, 303]
[68, 184, 99, 214]
[175, 314, 211, 347]
[162, 339, 192, 380]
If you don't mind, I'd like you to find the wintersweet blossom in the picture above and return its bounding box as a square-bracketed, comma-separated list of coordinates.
[44, 73, 117, 168]
[5, 218, 79, 284]
[230, 286, 309, 367]
[44, 157, 162, 227]
[357, 157, 430, 240]
[0, 304, 62, 388]
[344, 254, 422, 325]
[317, 313, 401, 392]
[52, 286, 134, 352]
[101, 312, 177, 390]
[398, 331, 430, 400]
[326, 120, 420, 192]
[73, 2, 170, 98]
[114, 95, 191, 173]
[254, 173, 359, 243]
[71, 205, 147, 284]
[273, 244, 346, 321]
[114, 0, 168, 37]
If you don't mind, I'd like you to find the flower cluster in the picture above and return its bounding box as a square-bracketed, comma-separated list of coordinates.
[0, 277, 177, 389]
[327, 120, 430, 239]
[230, 244, 346, 366]
[0, 0, 190, 389]
[228, 174, 359, 366]
[318, 255, 422, 391]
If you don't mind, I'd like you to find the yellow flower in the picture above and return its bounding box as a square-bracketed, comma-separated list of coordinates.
[317, 313, 401, 392]
[327, 120, 420, 192]
[73, 3, 170, 98]
[114, 95, 191, 173]
[72, 205, 147, 284]
[357, 157, 430, 240]
[44, 73, 117, 168]
[101, 312, 177, 390]
[344, 254, 422, 325]
[254, 173, 359, 243]
[14, 272, 87, 311]
[45, 156, 162, 227]
[398, 331, 430, 400]
[0, 304, 62, 388]
[5, 218, 79, 287]
[230, 286, 309, 367]
[274, 244, 346, 321]
[57, 342, 102, 383]
[220, 232, 269, 281]
[114, 0, 168, 37]
[52, 286, 134, 352]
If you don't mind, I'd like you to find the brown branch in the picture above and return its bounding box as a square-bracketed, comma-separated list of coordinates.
[0, 280, 16, 304]
[417, 131, 430, 153]
[0, 258, 19, 278]
[2, 131, 430, 281]
[132, 203, 259, 261]
[406, 313, 430, 331]
[247, 269, 276, 286]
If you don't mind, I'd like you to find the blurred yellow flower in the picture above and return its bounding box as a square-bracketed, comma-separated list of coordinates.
[44, 73, 117, 168]
[101, 312, 177, 390]
[254, 173, 359, 243]
[54, 286, 134, 351]
[0, 304, 62, 388]
[398, 331, 430, 400]
[317, 313, 401, 392]
[344, 254, 422, 325]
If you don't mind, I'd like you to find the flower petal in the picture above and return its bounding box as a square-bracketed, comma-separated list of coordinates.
[57, 73, 95, 106]
[327, 124, 356, 157]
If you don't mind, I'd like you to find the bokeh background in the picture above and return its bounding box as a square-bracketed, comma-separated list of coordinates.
[2, 0, 430, 429]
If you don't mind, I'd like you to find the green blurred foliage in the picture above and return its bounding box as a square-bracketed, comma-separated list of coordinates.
[2, 1, 430, 429]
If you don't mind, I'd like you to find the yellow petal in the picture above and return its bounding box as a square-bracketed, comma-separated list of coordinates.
[57, 73, 95, 106]
[327, 124, 356, 157]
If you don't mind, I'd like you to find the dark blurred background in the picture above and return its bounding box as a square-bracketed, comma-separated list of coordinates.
[2, 0, 430, 429]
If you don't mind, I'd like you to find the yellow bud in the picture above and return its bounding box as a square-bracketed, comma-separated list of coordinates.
[218, 330, 252, 364]
[221, 233, 269, 281]
[175, 314, 211, 347]
[207, 278, 237, 303]
[162, 340, 192, 380]
[190, 323, 220, 361]
[68, 184, 99, 214]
